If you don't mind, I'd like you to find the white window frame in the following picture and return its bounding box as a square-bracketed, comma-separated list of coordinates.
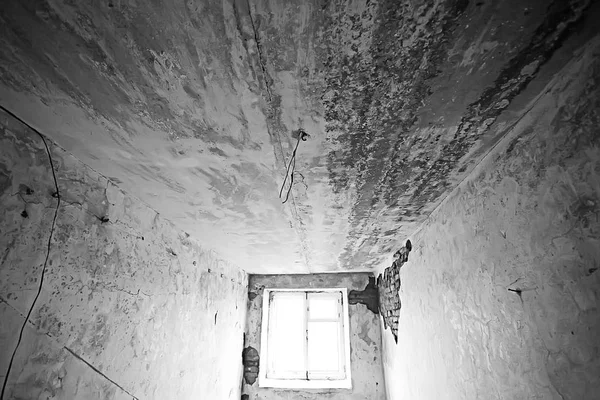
[258, 288, 352, 389]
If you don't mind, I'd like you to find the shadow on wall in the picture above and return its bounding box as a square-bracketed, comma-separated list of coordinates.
[377, 240, 412, 343]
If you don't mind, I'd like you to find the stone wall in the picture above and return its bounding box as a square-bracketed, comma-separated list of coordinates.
[243, 273, 386, 400]
[0, 108, 248, 400]
[379, 37, 600, 399]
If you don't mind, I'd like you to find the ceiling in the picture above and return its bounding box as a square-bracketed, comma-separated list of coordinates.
[0, 0, 594, 273]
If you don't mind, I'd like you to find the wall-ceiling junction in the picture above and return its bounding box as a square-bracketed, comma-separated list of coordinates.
[0, 0, 595, 273]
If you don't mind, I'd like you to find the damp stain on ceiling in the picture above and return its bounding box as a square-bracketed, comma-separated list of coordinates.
[0, 0, 596, 273]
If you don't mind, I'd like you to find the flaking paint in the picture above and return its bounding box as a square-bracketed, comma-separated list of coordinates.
[0, 0, 596, 273]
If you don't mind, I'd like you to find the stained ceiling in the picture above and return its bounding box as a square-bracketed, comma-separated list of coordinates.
[0, 0, 595, 273]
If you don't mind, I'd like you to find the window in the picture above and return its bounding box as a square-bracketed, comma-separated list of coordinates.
[259, 288, 352, 389]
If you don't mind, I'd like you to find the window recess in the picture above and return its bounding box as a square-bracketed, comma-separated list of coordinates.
[259, 288, 352, 389]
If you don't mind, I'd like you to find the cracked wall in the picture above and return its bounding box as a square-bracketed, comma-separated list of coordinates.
[243, 273, 385, 400]
[379, 36, 600, 400]
[0, 108, 248, 400]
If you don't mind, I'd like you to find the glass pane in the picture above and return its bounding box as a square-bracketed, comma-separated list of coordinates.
[268, 292, 306, 376]
[308, 292, 340, 320]
[307, 321, 341, 372]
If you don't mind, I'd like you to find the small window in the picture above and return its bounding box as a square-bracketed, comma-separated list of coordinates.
[259, 288, 352, 389]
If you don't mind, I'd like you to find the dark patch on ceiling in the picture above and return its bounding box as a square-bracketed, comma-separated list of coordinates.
[409, 0, 592, 213]
[320, 0, 468, 198]
[317, 0, 592, 270]
[314, 0, 474, 269]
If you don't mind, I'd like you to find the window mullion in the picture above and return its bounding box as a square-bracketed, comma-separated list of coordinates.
[338, 292, 345, 377]
[304, 291, 309, 380]
[267, 291, 275, 374]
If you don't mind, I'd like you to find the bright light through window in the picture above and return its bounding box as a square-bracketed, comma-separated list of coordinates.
[259, 289, 352, 389]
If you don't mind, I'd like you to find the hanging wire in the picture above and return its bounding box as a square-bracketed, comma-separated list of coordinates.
[279, 129, 309, 204]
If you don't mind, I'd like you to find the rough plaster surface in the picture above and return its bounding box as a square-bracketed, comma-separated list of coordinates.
[244, 273, 385, 400]
[0, 109, 248, 400]
[1, 0, 596, 273]
[379, 36, 600, 400]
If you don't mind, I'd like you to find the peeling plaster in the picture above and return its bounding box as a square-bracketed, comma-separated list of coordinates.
[377, 241, 412, 343]
[0, 0, 596, 273]
[242, 346, 260, 385]
[348, 276, 379, 314]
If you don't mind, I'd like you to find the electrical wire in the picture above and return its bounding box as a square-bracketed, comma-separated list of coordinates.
[0, 105, 61, 400]
[279, 130, 308, 204]
[279, 134, 301, 200]
[281, 151, 297, 204]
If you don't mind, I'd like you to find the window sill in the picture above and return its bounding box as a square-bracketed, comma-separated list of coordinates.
[258, 377, 352, 389]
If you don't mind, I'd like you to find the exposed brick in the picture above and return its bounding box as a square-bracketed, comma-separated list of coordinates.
[377, 240, 412, 343]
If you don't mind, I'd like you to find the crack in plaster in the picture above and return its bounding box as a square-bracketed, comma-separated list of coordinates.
[63, 347, 139, 400]
[0, 105, 139, 400]
[245, 0, 272, 103]
[1, 106, 249, 399]
[239, 1, 313, 270]
[0, 104, 61, 400]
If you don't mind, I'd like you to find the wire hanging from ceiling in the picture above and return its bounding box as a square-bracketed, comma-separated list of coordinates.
[279, 129, 309, 204]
